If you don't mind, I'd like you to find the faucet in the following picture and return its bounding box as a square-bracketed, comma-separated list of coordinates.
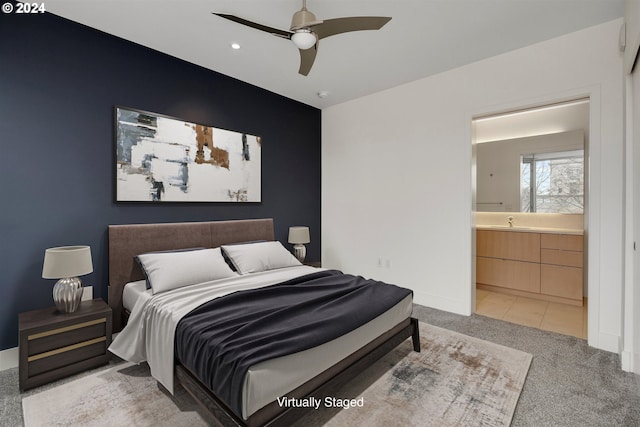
[507, 216, 514, 227]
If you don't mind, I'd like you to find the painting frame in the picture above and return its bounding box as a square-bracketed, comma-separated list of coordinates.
[114, 106, 262, 203]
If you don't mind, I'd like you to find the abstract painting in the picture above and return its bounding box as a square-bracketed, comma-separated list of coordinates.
[115, 106, 261, 202]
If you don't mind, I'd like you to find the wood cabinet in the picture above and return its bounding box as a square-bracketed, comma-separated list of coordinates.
[540, 265, 583, 300]
[540, 249, 582, 268]
[477, 230, 540, 262]
[476, 257, 540, 293]
[540, 234, 584, 301]
[19, 299, 112, 391]
[476, 230, 584, 306]
[540, 233, 583, 252]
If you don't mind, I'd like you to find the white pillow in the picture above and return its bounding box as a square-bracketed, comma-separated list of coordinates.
[221, 241, 301, 274]
[135, 247, 237, 294]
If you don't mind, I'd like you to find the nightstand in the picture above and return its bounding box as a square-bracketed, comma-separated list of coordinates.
[304, 261, 322, 268]
[19, 298, 112, 391]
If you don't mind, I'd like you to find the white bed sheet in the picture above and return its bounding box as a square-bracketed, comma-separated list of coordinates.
[109, 266, 413, 420]
[122, 280, 149, 312]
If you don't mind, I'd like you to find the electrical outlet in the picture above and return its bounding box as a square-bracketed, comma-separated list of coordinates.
[377, 257, 383, 267]
[81, 285, 93, 301]
[385, 259, 392, 269]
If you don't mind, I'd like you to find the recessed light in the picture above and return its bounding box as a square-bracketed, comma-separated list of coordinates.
[317, 91, 329, 99]
[231, 43, 241, 50]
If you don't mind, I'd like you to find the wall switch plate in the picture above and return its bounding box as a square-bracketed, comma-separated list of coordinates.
[81, 285, 93, 301]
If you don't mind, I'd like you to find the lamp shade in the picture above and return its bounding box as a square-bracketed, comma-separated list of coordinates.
[288, 227, 310, 244]
[42, 246, 93, 279]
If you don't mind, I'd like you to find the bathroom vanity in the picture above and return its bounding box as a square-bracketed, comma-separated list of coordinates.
[476, 226, 584, 306]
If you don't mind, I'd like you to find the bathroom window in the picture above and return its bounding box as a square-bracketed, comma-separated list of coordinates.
[520, 150, 584, 213]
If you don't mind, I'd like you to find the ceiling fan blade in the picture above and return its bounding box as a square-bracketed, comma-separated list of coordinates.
[213, 13, 293, 39]
[313, 16, 391, 40]
[298, 44, 318, 76]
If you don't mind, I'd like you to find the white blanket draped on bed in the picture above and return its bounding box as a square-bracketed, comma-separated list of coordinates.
[108, 265, 320, 394]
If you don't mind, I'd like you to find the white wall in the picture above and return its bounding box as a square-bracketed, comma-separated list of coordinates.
[622, 0, 640, 374]
[322, 19, 624, 353]
[625, 2, 640, 374]
[623, 58, 640, 372]
[633, 59, 640, 373]
[624, 0, 640, 74]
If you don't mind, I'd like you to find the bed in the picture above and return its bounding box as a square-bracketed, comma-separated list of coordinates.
[107, 218, 420, 427]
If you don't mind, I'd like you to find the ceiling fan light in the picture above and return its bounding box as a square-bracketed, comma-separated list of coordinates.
[292, 30, 317, 50]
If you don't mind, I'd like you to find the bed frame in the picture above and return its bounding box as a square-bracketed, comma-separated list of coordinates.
[108, 218, 420, 427]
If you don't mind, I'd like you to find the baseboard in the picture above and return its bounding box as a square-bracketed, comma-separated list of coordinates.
[593, 331, 621, 354]
[0, 346, 18, 371]
[624, 351, 640, 374]
[621, 350, 633, 372]
[618, 350, 640, 374]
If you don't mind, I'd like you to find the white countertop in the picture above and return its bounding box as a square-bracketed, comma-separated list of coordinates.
[476, 224, 584, 235]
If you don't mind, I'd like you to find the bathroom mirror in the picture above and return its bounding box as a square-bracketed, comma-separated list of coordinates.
[476, 130, 584, 213]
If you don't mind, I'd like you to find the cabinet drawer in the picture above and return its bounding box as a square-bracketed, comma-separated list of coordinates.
[27, 318, 107, 356]
[540, 264, 583, 300]
[477, 230, 540, 262]
[541, 234, 583, 251]
[476, 256, 540, 293]
[28, 339, 107, 377]
[540, 249, 583, 268]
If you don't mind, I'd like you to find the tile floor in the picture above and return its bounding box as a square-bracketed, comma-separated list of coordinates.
[475, 288, 587, 339]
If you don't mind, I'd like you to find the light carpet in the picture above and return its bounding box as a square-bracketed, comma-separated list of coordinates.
[22, 322, 531, 427]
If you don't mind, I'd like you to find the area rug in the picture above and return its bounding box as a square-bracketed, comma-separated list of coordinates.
[22, 362, 211, 427]
[22, 322, 532, 427]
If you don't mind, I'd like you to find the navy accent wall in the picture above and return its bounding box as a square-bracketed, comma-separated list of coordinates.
[0, 11, 321, 351]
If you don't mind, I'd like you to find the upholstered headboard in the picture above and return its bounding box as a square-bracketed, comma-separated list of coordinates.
[108, 218, 275, 331]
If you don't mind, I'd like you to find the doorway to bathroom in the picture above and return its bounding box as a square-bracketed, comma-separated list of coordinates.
[472, 98, 589, 339]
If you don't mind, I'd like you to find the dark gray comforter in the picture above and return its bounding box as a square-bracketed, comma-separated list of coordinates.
[174, 269, 412, 417]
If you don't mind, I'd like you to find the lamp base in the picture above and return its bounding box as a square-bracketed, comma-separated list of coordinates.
[53, 277, 83, 313]
[293, 244, 307, 263]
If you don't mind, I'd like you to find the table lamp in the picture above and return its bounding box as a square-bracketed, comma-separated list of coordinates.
[42, 245, 93, 313]
[288, 226, 310, 263]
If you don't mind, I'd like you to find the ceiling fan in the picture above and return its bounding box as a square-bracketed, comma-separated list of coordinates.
[213, 0, 391, 76]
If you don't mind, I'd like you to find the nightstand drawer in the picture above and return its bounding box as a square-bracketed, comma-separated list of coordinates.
[28, 338, 107, 377]
[28, 318, 107, 356]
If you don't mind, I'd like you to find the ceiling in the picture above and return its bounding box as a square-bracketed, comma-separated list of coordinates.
[45, 0, 624, 109]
